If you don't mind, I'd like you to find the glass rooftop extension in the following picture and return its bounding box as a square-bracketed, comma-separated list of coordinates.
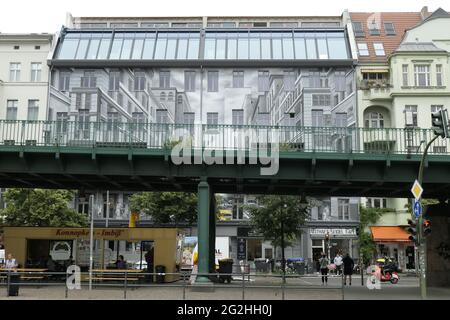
[55, 30, 350, 61]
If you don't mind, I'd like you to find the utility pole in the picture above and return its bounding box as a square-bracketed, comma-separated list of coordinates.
[281, 204, 287, 284]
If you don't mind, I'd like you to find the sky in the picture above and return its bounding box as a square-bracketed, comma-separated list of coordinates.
[0, 0, 448, 33]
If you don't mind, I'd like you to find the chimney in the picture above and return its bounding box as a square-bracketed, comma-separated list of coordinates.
[420, 6, 430, 20]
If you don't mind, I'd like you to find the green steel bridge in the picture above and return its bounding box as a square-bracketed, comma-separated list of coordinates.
[1, 119, 450, 283]
[0, 120, 450, 198]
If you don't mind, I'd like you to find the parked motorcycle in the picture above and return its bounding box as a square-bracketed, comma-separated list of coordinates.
[375, 258, 400, 284]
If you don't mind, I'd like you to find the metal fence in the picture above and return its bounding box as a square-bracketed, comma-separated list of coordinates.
[0, 270, 345, 300]
[0, 120, 448, 155]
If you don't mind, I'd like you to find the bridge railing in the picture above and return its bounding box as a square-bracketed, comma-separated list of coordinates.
[0, 120, 448, 155]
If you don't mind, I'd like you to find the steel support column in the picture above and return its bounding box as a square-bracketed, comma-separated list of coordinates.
[209, 192, 217, 274]
[196, 178, 211, 283]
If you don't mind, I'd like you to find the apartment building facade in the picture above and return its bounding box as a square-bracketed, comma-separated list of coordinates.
[0, 33, 53, 121]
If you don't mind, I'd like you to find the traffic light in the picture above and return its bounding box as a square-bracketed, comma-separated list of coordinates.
[423, 219, 432, 237]
[407, 218, 419, 245]
[431, 109, 449, 138]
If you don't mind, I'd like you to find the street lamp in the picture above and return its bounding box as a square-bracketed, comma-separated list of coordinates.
[325, 231, 330, 260]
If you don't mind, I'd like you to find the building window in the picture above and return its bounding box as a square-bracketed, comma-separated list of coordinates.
[312, 94, 330, 107]
[311, 109, 324, 127]
[364, 112, 384, 128]
[373, 43, 385, 56]
[207, 112, 219, 125]
[232, 71, 244, 88]
[352, 22, 365, 37]
[338, 199, 350, 220]
[85, 93, 92, 109]
[59, 72, 71, 91]
[335, 113, 347, 127]
[6, 100, 18, 120]
[167, 92, 174, 101]
[109, 71, 120, 91]
[366, 198, 387, 208]
[77, 109, 90, 139]
[284, 71, 296, 91]
[436, 64, 443, 86]
[184, 71, 196, 92]
[159, 71, 170, 88]
[405, 105, 418, 127]
[156, 110, 168, 123]
[258, 71, 269, 92]
[27, 100, 39, 121]
[56, 112, 69, 133]
[9, 63, 21, 81]
[384, 22, 396, 36]
[414, 65, 430, 87]
[160, 92, 166, 101]
[232, 109, 244, 125]
[184, 112, 195, 124]
[309, 71, 328, 88]
[30, 63, 42, 82]
[134, 71, 146, 91]
[402, 65, 409, 86]
[368, 20, 380, 35]
[357, 43, 369, 56]
[81, 71, 97, 88]
[207, 71, 219, 92]
[431, 105, 443, 113]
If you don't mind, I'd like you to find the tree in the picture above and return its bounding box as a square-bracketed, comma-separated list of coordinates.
[358, 206, 389, 265]
[0, 189, 88, 227]
[246, 195, 309, 280]
[129, 192, 199, 225]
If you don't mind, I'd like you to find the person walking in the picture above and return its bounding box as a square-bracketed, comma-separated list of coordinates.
[342, 253, 354, 286]
[334, 252, 343, 276]
[319, 252, 329, 285]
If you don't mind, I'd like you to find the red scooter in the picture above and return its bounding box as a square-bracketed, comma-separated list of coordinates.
[376, 258, 399, 284]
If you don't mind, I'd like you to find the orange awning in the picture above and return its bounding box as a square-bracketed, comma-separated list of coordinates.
[370, 226, 412, 243]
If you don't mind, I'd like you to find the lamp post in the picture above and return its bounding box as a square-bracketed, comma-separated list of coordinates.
[281, 203, 287, 284]
[88, 194, 95, 291]
[325, 231, 330, 260]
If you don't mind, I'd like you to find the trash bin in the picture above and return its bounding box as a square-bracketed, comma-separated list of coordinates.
[290, 258, 305, 275]
[254, 258, 270, 273]
[218, 259, 233, 283]
[8, 272, 20, 296]
[155, 265, 166, 283]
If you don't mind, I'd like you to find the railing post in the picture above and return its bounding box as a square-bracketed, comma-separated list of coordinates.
[124, 271, 128, 300]
[6, 270, 10, 297]
[242, 271, 245, 301]
[182, 272, 186, 300]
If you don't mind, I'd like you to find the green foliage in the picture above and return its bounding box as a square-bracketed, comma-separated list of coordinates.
[0, 189, 88, 227]
[358, 206, 390, 264]
[246, 195, 309, 248]
[404, 199, 439, 213]
[129, 192, 198, 225]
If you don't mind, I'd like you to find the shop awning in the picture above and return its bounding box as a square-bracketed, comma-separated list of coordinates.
[370, 226, 412, 243]
[361, 69, 389, 73]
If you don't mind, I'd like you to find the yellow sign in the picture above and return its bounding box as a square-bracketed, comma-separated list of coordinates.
[411, 180, 423, 200]
[129, 212, 140, 228]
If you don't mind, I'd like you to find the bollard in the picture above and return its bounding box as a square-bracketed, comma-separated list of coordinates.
[124, 271, 128, 300]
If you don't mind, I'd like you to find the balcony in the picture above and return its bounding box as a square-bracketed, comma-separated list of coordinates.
[360, 80, 392, 101]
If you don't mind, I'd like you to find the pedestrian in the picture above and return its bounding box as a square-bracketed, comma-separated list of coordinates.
[5, 253, 18, 269]
[115, 255, 127, 269]
[145, 247, 154, 283]
[334, 252, 343, 275]
[342, 253, 354, 286]
[319, 252, 329, 285]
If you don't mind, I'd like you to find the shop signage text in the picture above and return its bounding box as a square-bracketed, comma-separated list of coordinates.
[310, 228, 356, 237]
[55, 229, 126, 239]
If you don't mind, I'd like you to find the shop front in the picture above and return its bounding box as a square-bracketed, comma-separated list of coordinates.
[3, 227, 184, 282]
[309, 227, 358, 271]
[370, 226, 414, 272]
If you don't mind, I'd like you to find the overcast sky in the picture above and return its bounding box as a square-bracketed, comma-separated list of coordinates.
[0, 0, 448, 33]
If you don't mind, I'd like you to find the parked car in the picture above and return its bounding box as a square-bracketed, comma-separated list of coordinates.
[131, 260, 148, 270]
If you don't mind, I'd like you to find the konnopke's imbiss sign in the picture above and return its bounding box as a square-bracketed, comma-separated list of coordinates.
[310, 228, 357, 238]
[54, 229, 128, 239]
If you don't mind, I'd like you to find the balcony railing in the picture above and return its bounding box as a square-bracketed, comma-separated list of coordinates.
[0, 120, 448, 156]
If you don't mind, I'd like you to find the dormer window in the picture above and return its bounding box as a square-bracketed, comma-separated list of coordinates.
[368, 20, 380, 36]
[384, 22, 396, 36]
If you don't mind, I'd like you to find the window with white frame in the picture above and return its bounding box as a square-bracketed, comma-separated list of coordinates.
[232, 109, 244, 125]
[159, 71, 170, 88]
[134, 71, 146, 91]
[405, 105, 418, 127]
[6, 100, 18, 120]
[357, 43, 369, 56]
[364, 112, 384, 128]
[59, 72, 71, 91]
[366, 198, 387, 209]
[373, 43, 385, 56]
[257, 70, 269, 92]
[431, 105, 443, 113]
[9, 63, 21, 81]
[436, 64, 443, 86]
[184, 71, 196, 92]
[156, 109, 168, 123]
[232, 70, 244, 88]
[56, 112, 69, 133]
[208, 71, 219, 92]
[109, 71, 120, 91]
[30, 63, 42, 82]
[414, 65, 430, 87]
[27, 100, 39, 121]
[81, 71, 97, 88]
[338, 199, 350, 220]
[402, 65, 409, 86]
[207, 112, 219, 125]
[312, 94, 330, 106]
